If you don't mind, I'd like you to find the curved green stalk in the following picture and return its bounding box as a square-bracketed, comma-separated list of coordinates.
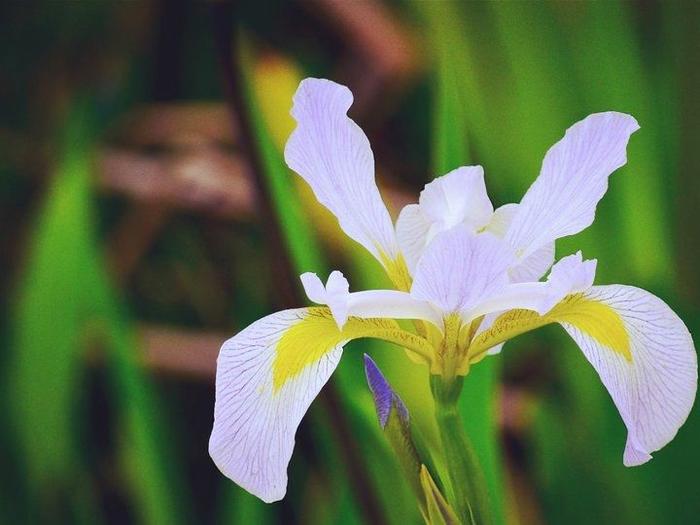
[431, 376, 492, 525]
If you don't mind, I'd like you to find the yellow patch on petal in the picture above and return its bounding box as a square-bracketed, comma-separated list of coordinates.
[469, 293, 631, 361]
[380, 252, 413, 292]
[272, 307, 433, 391]
[273, 308, 343, 391]
[550, 293, 631, 360]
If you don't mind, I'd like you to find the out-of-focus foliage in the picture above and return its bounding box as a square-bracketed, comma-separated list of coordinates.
[6, 104, 187, 524]
[1, 1, 699, 524]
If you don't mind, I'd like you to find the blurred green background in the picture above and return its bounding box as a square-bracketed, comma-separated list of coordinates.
[1, 1, 699, 524]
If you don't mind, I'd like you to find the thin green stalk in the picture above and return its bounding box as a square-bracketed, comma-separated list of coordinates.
[431, 376, 492, 525]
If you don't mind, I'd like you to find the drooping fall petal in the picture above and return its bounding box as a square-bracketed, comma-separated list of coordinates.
[469, 283, 696, 466]
[210, 307, 406, 502]
[563, 285, 697, 466]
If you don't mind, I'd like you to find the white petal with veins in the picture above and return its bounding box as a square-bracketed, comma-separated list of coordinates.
[285, 78, 398, 265]
[346, 290, 443, 329]
[506, 112, 639, 259]
[411, 227, 514, 313]
[509, 242, 555, 283]
[301, 271, 350, 327]
[563, 285, 697, 466]
[419, 166, 493, 231]
[396, 204, 431, 273]
[487, 203, 555, 282]
[209, 309, 344, 503]
[396, 167, 494, 274]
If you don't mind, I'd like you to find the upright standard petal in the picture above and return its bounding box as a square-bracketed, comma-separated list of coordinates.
[396, 166, 494, 273]
[486, 203, 555, 283]
[411, 228, 515, 314]
[505, 112, 640, 259]
[418, 166, 493, 232]
[284, 78, 399, 265]
[562, 285, 697, 466]
[209, 307, 407, 502]
[396, 204, 431, 273]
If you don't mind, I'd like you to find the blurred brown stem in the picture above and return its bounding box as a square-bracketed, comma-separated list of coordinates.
[138, 324, 221, 379]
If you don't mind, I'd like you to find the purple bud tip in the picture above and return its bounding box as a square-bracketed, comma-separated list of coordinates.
[363, 354, 409, 428]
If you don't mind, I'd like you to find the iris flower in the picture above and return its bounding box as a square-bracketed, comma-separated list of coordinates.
[209, 78, 697, 503]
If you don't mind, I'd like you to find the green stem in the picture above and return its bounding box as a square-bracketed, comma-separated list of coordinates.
[431, 376, 492, 525]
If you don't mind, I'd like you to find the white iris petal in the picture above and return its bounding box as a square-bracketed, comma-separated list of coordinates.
[285, 78, 399, 266]
[397, 166, 494, 273]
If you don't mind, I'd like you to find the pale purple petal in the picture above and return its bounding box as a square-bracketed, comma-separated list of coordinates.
[300, 272, 327, 303]
[396, 167, 494, 274]
[301, 271, 441, 328]
[411, 227, 515, 313]
[506, 112, 639, 259]
[562, 285, 697, 466]
[301, 271, 350, 328]
[486, 203, 555, 282]
[347, 290, 442, 328]
[545, 251, 596, 298]
[508, 242, 555, 283]
[285, 78, 399, 265]
[396, 204, 431, 273]
[209, 309, 344, 503]
[418, 166, 493, 231]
